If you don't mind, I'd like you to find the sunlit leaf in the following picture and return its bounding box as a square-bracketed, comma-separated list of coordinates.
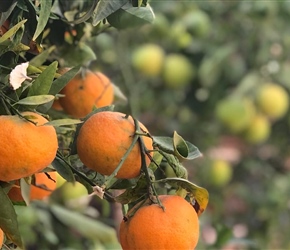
[0, 187, 23, 248]
[46, 118, 82, 127]
[28, 61, 58, 96]
[0, 19, 27, 43]
[16, 95, 55, 106]
[33, 0, 53, 40]
[154, 178, 209, 216]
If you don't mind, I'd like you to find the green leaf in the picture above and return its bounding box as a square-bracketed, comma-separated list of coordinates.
[92, 0, 128, 26]
[28, 61, 58, 96]
[107, 3, 155, 29]
[20, 178, 32, 205]
[16, 95, 55, 106]
[33, 0, 53, 41]
[29, 46, 56, 67]
[0, 187, 23, 248]
[173, 131, 189, 160]
[0, 19, 27, 43]
[50, 204, 120, 245]
[49, 65, 81, 95]
[154, 178, 209, 216]
[52, 156, 75, 183]
[153, 135, 202, 161]
[46, 118, 82, 127]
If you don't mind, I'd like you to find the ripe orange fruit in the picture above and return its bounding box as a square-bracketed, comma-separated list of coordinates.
[77, 111, 153, 179]
[119, 195, 199, 250]
[0, 228, 4, 248]
[58, 70, 114, 118]
[0, 112, 58, 182]
[8, 171, 57, 201]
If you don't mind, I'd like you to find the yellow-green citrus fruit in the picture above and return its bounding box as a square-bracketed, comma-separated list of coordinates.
[59, 181, 88, 200]
[162, 54, 195, 89]
[215, 98, 256, 133]
[256, 83, 289, 120]
[77, 111, 153, 179]
[131, 43, 165, 76]
[120, 195, 199, 250]
[0, 112, 58, 182]
[244, 114, 271, 144]
[209, 159, 233, 187]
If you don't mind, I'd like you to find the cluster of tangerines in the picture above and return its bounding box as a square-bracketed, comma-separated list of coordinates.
[0, 69, 200, 249]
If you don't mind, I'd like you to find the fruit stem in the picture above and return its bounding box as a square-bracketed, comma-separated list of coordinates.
[56, 152, 115, 202]
[133, 118, 164, 210]
[102, 129, 139, 188]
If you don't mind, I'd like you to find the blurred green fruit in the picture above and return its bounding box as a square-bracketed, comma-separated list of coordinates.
[215, 98, 256, 133]
[162, 54, 195, 89]
[256, 83, 289, 120]
[56, 172, 66, 188]
[182, 10, 211, 38]
[244, 114, 271, 144]
[209, 159, 233, 187]
[60, 181, 88, 200]
[131, 43, 165, 76]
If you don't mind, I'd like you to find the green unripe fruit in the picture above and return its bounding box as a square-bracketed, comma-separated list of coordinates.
[209, 160, 233, 187]
[215, 98, 256, 133]
[131, 44, 165, 76]
[244, 114, 271, 144]
[256, 83, 289, 120]
[162, 54, 195, 89]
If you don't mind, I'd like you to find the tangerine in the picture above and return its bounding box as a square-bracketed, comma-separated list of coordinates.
[0, 112, 58, 182]
[8, 171, 57, 201]
[59, 70, 114, 118]
[0, 228, 4, 248]
[119, 195, 199, 250]
[76, 111, 153, 179]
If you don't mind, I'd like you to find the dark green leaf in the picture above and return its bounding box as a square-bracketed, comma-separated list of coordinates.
[49, 65, 81, 95]
[33, 0, 53, 40]
[0, 187, 23, 248]
[28, 61, 58, 96]
[52, 156, 75, 183]
[92, 0, 128, 26]
[107, 3, 154, 29]
[16, 95, 55, 106]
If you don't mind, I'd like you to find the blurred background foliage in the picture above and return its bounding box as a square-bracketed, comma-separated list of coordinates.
[90, 1, 290, 249]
